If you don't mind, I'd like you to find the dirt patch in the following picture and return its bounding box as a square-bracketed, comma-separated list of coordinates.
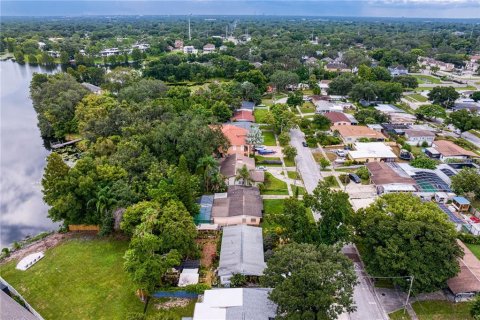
[196, 239, 217, 268]
[154, 298, 190, 310]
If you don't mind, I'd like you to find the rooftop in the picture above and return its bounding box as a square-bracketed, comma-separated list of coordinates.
[0, 290, 38, 320]
[366, 162, 416, 186]
[433, 140, 478, 158]
[231, 110, 254, 122]
[221, 124, 248, 146]
[240, 101, 255, 110]
[374, 104, 405, 114]
[404, 129, 436, 138]
[218, 225, 266, 278]
[334, 126, 386, 140]
[212, 186, 263, 218]
[453, 196, 470, 205]
[324, 111, 351, 123]
[447, 241, 480, 295]
[348, 142, 397, 159]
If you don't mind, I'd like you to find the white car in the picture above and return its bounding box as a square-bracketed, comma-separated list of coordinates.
[256, 166, 267, 171]
[336, 150, 346, 157]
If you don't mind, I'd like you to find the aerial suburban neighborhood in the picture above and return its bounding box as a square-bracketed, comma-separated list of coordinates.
[1, 3, 480, 320]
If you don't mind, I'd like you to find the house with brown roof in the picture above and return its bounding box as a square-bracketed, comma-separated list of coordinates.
[324, 112, 352, 126]
[211, 186, 263, 226]
[333, 126, 386, 144]
[219, 154, 264, 185]
[447, 240, 480, 301]
[325, 62, 350, 72]
[429, 140, 478, 161]
[231, 110, 254, 122]
[203, 43, 216, 53]
[404, 129, 436, 146]
[221, 124, 250, 155]
[366, 162, 417, 194]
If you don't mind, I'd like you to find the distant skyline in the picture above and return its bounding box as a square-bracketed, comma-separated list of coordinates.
[2, 0, 480, 19]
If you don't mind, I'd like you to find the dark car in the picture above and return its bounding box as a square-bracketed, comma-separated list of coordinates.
[302, 141, 308, 147]
[348, 173, 361, 184]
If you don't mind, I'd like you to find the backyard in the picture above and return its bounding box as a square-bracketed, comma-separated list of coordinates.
[254, 109, 269, 123]
[262, 130, 276, 146]
[0, 237, 195, 320]
[262, 199, 285, 232]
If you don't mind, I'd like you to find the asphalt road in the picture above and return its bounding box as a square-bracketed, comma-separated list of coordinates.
[463, 131, 480, 147]
[290, 128, 388, 320]
[290, 128, 322, 195]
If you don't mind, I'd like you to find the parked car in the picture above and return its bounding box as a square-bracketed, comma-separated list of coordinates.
[302, 141, 308, 147]
[256, 166, 267, 171]
[349, 173, 361, 184]
[336, 150, 346, 157]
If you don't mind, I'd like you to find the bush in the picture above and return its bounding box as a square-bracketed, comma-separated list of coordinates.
[323, 176, 337, 187]
[471, 295, 480, 319]
[356, 166, 370, 180]
[230, 274, 247, 288]
[319, 157, 330, 169]
[278, 132, 291, 146]
[458, 232, 480, 245]
[410, 154, 438, 169]
[421, 141, 429, 148]
[185, 283, 211, 294]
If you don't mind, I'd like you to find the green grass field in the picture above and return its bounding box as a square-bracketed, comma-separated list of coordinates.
[262, 130, 277, 146]
[408, 93, 428, 102]
[254, 109, 269, 123]
[261, 172, 289, 195]
[284, 157, 295, 167]
[0, 238, 194, 320]
[291, 185, 306, 195]
[413, 75, 442, 84]
[466, 243, 480, 260]
[287, 171, 300, 180]
[300, 102, 316, 113]
[389, 301, 473, 320]
[262, 199, 285, 231]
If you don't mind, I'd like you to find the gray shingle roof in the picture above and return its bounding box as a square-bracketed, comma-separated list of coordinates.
[225, 288, 277, 320]
[212, 186, 263, 218]
[0, 291, 38, 320]
[218, 225, 266, 278]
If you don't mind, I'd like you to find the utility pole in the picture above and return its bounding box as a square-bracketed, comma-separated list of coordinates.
[404, 276, 414, 315]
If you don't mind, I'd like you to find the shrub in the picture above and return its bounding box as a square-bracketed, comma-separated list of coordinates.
[185, 283, 211, 294]
[339, 174, 350, 184]
[410, 154, 438, 169]
[12, 242, 21, 250]
[421, 141, 430, 148]
[278, 132, 291, 146]
[319, 157, 330, 170]
[230, 274, 248, 288]
[356, 166, 370, 180]
[323, 176, 337, 187]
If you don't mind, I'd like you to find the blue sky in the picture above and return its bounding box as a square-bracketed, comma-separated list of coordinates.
[1, 0, 480, 18]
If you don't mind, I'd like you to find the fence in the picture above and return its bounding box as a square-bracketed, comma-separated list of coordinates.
[0, 276, 44, 319]
[68, 225, 100, 232]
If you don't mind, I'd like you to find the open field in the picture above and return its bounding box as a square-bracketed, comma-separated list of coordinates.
[407, 93, 428, 102]
[389, 300, 473, 320]
[0, 237, 195, 319]
[413, 75, 442, 84]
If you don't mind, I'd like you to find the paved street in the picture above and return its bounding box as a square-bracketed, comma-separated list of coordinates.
[342, 245, 389, 320]
[290, 128, 322, 195]
[463, 131, 480, 146]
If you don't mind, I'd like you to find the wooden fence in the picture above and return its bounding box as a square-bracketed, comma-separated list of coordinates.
[68, 225, 100, 232]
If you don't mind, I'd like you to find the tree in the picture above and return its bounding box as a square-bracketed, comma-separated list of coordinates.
[451, 168, 480, 200]
[305, 182, 354, 246]
[118, 79, 167, 103]
[312, 114, 332, 130]
[196, 156, 226, 193]
[328, 73, 357, 95]
[235, 164, 253, 186]
[410, 154, 438, 169]
[415, 104, 446, 120]
[28, 54, 38, 65]
[14, 51, 25, 64]
[275, 197, 318, 244]
[131, 48, 143, 62]
[261, 243, 357, 320]
[354, 193, 463, 293]
[355, 166, 370, 180]
[354, 109, 389, 124]
[42, 153, 70, 215]
[472, 91, 480, 102]
[246, 125, 264, 155]
[172, 156, 199, 215]
[283, 145, 297, 161]
[349, 81, 377, 102]
[278, 132, 290, 146]
[230, 274, 247, 288]
[286, 91, 303, 107]
[211, 101, 232, 122]
[270, 70, 299, 92]
[392, 75, 418, 89]
[319, 157, 330, 170]
[427, 87, 459, 108]
[269, 104, 298, 134]
[470, 295, 480, 320]
[447, 110, 480, 136]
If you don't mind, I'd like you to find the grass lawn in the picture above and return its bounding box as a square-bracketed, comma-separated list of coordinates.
[291, 185, 306, 195]
[284, 157, 295, 167]
[262, 130, 276, 146]
[254, 109, 269, 123]
[287, 171, 300, 180]
[261, 172, 289, 195]
[323, 175, 340, 188]
[413, 75, 442, 84]
[408, 93, 428, 102]
[466, 243, 480, 260]
[300, 102, 316, 113]
[415, 86, 476, 92]
[412, 300, 473, 320]
[389, 309, 411, 320]
[0, 237, 192, 320]
[262, 199, 285, 231]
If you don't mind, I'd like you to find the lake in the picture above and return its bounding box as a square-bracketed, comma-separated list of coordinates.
[0, 60, 60, 248]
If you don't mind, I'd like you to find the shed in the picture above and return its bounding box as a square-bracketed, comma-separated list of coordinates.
[452, 196, 470, 212]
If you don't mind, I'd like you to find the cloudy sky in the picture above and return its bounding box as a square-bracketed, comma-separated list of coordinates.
[1, 0, 479, 18]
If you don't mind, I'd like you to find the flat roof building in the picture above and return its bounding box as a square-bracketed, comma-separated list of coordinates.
[348, 142, 397, 163]
[366, 162, 417, 194]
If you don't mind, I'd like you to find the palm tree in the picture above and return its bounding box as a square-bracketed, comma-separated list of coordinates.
[197, 155, 222, 192]
[235, 164, 253, 186]
[87, 186, 117, 222]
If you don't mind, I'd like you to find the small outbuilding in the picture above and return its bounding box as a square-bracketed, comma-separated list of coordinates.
[452, 196, 471, 212]
[16, 252, 44, 271]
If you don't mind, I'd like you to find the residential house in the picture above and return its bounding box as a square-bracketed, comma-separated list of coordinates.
[305, 57, 318, 66]
[240, 101, 255, 111]
[81, 82, 102, 95]
[252, 62, 263, 69]
[366, 162, 417, 194]
[183, 46, 198, 54]
[453, 99, 480, 113]
[47, 50, 60, 58]
[404, 129, 436, 146]
[219, 154, 264, 186]
[313, 99, 343, 114]
[347, 142, 397, 163]
[389, 113, 416, 126]
[319, 80, 331, 92]
[99, 48, 121, 57]
[388, 65, 408, 76]
[324, 112, 352, 126]
[427, 140, 478, 161]
[325, 62, 350, 72]
[231, 110, 254, 122]
[334, 126, 386, 144]
[218, 225, 266, 285]
[381, 123, 409, 136]
[131, 43, 150, 52]
[221, 124, 249, 155]
[447, 240, 480, 301]
[419, 57, 455, 72]
[211, 186, 263, 226]
[191, 288, 277, 320]
[203, 43, 216, 53]
[174, 40, 184, 49]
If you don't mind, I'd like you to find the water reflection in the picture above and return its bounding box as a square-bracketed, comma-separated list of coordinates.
[0, 60, 61, 247]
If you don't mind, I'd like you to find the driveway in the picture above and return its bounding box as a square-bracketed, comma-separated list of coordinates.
[290, 128, 322, 195]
